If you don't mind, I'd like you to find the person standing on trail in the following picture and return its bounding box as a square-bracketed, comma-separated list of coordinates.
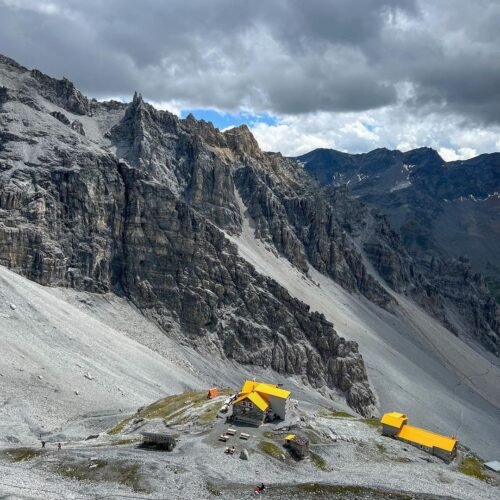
[57, 442, 61, 450]
[41, 441, 45, 448]
[254, 483, 266, 494]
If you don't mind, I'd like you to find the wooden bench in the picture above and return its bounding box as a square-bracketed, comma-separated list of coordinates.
[226, 428, 237, 435]
[219, 434, 229, 442]
[239, 432, 251, 440]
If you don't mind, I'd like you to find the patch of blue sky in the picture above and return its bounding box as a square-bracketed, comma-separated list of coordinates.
[362, 122, 381, 132]
[180, 109, 277, 129]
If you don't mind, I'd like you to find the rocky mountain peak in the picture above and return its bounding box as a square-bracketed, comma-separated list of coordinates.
[128, 91, 150, 119]
[129, 91, 154, 119]
[0, 54, 26, 73]
[29, 69, 92, 115]
[132, 90, 143, 105]
[223, 124, 261, 158]
[402, 147, 444, 179]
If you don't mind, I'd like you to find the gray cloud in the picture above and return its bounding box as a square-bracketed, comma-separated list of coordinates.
[0, 0, 499, 126]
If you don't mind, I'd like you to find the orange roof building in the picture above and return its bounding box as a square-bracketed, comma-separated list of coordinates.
[207, 388, 219, 399]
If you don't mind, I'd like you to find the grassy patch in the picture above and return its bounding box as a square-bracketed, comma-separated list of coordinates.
[109, 418, 132, 435]
[58, 459, 108, 481]
[361, 417, 381, 429]
[262, 431, 279, 440]
[305, 427, 324, 445]
[215, 482, 414, 498]
[295, 483, 413, 498]
[111, 438, 140, 446]
[114, 463, 144, 493]
[206, 481, 222, 497]
[376, 443, 386, 453]
[309, 451, 328, 471]
[170, 414, 191, 426]
[109, 389, 233, 435]
[139, 391, 207, 419]
[198, 402, 221, 423]
[458, 457, 487, 481]
[319, 408, 354, 419]
[55, 459, 146, 492]
[258, 441, 286, 460]
[0, 447, 46, 462]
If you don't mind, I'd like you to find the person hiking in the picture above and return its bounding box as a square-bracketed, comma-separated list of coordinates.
[57, 442, 61, 450]
[254, 483, 266, 494]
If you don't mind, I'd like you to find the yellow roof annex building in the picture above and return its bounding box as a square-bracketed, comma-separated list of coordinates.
[381, 412, 458, 460]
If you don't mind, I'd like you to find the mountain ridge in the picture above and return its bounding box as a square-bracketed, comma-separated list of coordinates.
[299, 146, 500, 352]
[1, 55, 499, 460]
[0, 54, 376, 415]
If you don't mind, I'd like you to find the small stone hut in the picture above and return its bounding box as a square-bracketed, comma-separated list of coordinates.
[285, 434, 309, 459]
[141, 432, 176, 451]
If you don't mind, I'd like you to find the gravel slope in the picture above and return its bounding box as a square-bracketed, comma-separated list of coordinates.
[228, 196, 500, 461]
[0, 265, 205, 445]
[0, 264, 334, 446]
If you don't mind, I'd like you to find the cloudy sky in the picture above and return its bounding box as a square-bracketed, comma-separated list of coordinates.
[1, 0, 500, 159]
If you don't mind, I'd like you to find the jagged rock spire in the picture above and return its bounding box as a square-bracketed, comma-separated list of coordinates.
[132, 91, 145, 107]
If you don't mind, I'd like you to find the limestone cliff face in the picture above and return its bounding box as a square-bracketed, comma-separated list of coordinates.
[2, 52, 496, 420]
[233, 165, 394, 309]
[0, 54, 375, 415]
[106, 89, 393, 309]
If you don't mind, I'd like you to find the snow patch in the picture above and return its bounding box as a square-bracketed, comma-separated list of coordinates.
[390, 180, 412, 192]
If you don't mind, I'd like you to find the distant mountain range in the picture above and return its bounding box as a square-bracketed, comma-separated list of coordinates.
[298, 147, 500, 303]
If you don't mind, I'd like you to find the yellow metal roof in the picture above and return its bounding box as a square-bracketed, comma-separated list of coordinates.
[233, 391, 269, 412]
[247, 391, 269, 411]
[285, 434, 296, 441]
[241, 380, 260, 394]
[397, 424, 457, 452]
[239, 380, 291, 399]
[380, 412, 408, 429]
[254, 383, 291, 399]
